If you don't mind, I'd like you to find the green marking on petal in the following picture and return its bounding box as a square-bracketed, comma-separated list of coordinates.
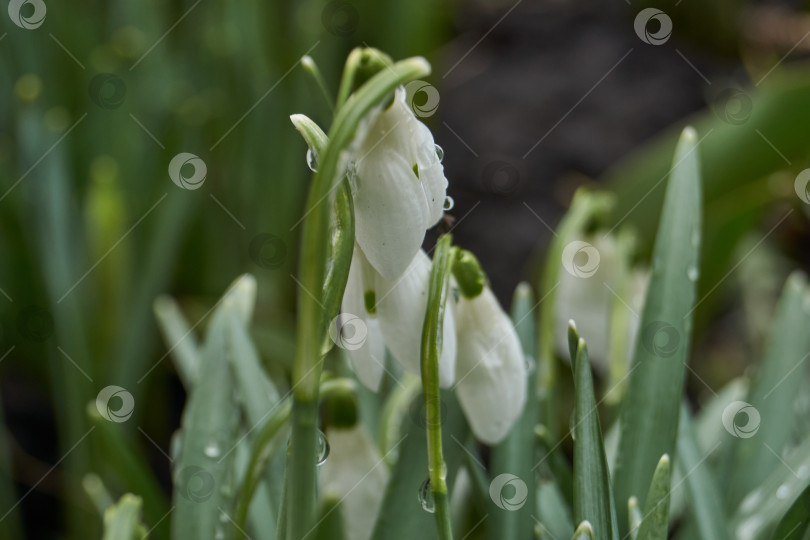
[364, 290, 377, 314]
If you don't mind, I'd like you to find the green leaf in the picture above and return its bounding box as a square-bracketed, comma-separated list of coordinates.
[726, 272, 810, 506]
[536, 480, 575, 540]
[570, 325, 619, 540]
[490, 282, 537, 540]
[676, 403, 730, 540]
[614, 127, 702, 533]
[636, 454, 672, 540]
[102, 494, 147, 540]
[730, 432, 810, 539]
[571, 351, 619, 537]
[153, 295, 200, 389]
[771, 484, 810, 540]
[171, 276, 250, 540]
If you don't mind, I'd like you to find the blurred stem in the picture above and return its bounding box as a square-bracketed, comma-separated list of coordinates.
[421, 234, 455, 540]
[301, 56, 335, 115]
[287, 54, 430, 539]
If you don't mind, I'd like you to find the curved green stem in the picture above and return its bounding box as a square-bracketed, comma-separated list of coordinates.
[288, 53, 430, 540]
[421, 234, 456, 540]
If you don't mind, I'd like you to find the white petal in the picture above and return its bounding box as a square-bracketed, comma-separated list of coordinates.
[410, 121, 447, 227]
[319, 425, 389, 540]
[453, 288, 526, 444]
[375, 250, 456, 387]
[354, 148, 427, 280]
[341, 249, 385, 391]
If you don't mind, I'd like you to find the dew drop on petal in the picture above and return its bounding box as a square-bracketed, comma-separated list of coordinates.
[306, 147, 318, 172]
[316, 430, 330, 466]
[418, 477, 435, 513]
[434, 144, 444, 162]
[443, 196, 454, 211]
[204, 440, 221, 459]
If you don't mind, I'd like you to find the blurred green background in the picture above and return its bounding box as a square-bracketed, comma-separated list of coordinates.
[1, 0, 810, 537]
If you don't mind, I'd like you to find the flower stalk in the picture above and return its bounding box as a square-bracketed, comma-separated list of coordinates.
[421, 234, 456, 540]
[287, 53, 431, 539]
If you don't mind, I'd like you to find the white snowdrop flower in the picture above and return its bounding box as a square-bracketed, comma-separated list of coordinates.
[350, 88, 448, 280]
[342, 248, 456, 389]
[453, 286, 526, 445]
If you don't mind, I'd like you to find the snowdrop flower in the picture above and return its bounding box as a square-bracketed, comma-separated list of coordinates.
[453, 285, 526, 445]
[341, 247, 456, 390]
[349, 87, 448, 280]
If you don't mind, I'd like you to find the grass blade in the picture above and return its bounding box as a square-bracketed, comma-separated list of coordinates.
[569, 324, 619, 540]
[636, 454, 672, 540]
[676, 403, 730, 540]
[171, 276, 252, 540]
[770, 484, 810, 540]
[614, 127, 702, 533]
[490, 282, 537, 540]
[153, 295, 200, 389]
[726, 272, 810, 506]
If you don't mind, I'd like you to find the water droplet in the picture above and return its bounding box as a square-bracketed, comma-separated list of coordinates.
[776, 483, 791, 500]
[418, 477, 435, 513]
[219, 512, 229, 523]
[798, 465, 809, 479]
[204, 440, 221, 459]
[443, 196, 454, 211]
[524, 355, 536, 374]
[306, 147, 318, 172]
[687, 265, 699, 282]
[214, 528, 225, 540]
[316, 430, 330, 466]
[434, 144, 444, 162]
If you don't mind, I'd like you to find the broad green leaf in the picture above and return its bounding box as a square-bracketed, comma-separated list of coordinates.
[171, 276, 250, 540]
[731, 432, 810, 539]
[153, 295, 200, 389]
[570, 325, 619, 540]
[726, 272, 810, 506]
[676, 403, 730, 540]
[770, 484, 810, 540]
[536, 480, 575, 540]
[490, 282, 537, 540]
[102, 494, 147, 540]
[614, 127, 702, 533]
[636, 454, 671, 540]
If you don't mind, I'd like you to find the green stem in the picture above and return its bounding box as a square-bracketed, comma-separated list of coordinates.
[234, 379, 355, 540]
[287, 55, 430, 540]
[421, 234, 455, 540]
[301, 56, 334, 115]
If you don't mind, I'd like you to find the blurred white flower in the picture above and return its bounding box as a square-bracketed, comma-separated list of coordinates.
[453, 286, 526, 444]
[350, 88, 448, 280]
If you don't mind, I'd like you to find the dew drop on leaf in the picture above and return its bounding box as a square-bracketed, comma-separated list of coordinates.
[434, 144, 444, 162]
[306, 147, 318, 172]
[316, 429, 330, 466]
[204, 440, 221, 459]
[418, 477, 435, 513]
